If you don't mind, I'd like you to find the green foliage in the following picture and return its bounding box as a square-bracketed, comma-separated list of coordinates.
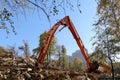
[48, 35, 57, 55]
[55, 45, 69, 69]
[113, 62, 120, 74]
[93, 0, 120, 60]
[69, 58, 85, 71]
[61, 45, 69, 69]
[39, 31, 47, 48]
[33, 31, 57, 61]
[33, 31, 47, 57]
[94, 0, 120, 77]
[89, 47, 107, 62]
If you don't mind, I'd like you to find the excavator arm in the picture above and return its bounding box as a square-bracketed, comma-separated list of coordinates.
[37, 16, 91, 68]
[98, 61, 112, 75]
[37, 16, 111, 75]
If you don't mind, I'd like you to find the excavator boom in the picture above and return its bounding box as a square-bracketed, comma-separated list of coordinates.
[37, 16, 91, 68]
[37, 16, 111, 75]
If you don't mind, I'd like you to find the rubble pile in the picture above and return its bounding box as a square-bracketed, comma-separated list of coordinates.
[0, 52, 113, 80]
[0, 53, 90, 80]
[0, 56, 87, 80]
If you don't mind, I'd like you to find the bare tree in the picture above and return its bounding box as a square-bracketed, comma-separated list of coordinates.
[0, 0, 81, 35]
[19, 40, 30, 58]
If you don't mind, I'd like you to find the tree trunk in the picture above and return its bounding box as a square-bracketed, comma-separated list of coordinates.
[59, 52, 60, 66]
[107, 35, 114, 78]
[47, 54, 49, 62]
[49, 52, 51, 63]
[108, 55, 114, 79]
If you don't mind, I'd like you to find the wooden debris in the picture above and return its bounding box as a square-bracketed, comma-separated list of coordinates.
[0, 53, 114, 80]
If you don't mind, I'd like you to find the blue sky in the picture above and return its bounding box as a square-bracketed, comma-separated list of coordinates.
[0, 0, 97, 56]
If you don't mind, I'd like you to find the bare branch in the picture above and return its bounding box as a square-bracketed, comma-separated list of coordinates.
[26, 0, 51, 26]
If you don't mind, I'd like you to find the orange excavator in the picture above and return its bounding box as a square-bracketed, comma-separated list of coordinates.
[37, 16, 111, 75]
